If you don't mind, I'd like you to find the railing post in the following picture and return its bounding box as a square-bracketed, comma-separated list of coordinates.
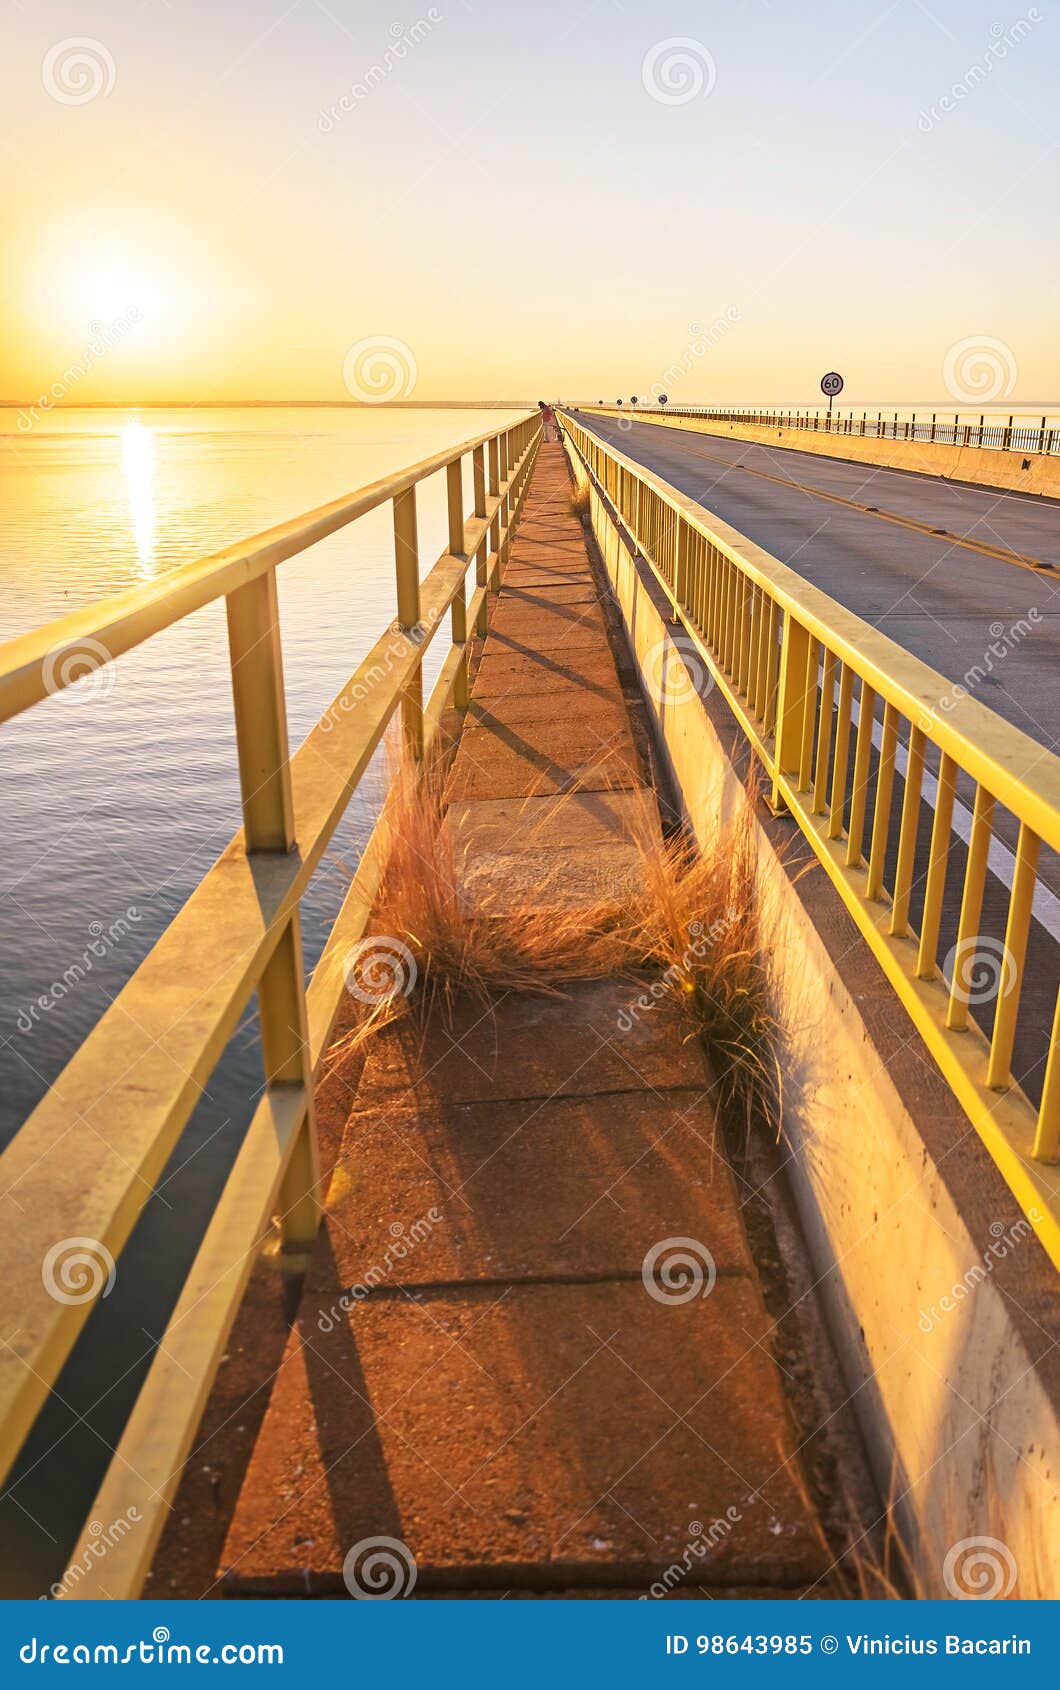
[915, 754, 957, 979]
[890, 727, 925, 936]
[447, 456, 465, 559]
[673, 516, 690, 622]
[845, 683, 877, 868]
[945, 786, 995, 1031]
[828, 665, 854, 839]
[1035, 994, 1060, 1161]
[446, 458, 469, 710]
[986, 823, 1040, 1088]
[771, 610, 811, 809]
[259, 917, 319, 1250]
[811, 649, 837, 813]
[865, 702, 898, 897]
[500, 432, 513, 568]
[472, 444, 488, 636]
[225, 569, 319, 1253]
[393, 487, 424, 757]
[226, 571, 295, 850]
[487, 436, 501, 589]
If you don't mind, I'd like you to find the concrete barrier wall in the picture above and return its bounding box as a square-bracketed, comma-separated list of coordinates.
[562, 435, 1060, 1598]
[581, 407, 1060, 499]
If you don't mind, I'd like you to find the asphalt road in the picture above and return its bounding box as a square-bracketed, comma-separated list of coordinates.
[574, 413, 1060, 758]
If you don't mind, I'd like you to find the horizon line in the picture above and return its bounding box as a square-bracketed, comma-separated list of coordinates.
[4, 397, 1060, 412]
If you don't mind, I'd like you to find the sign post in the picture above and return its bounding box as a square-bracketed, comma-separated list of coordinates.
[820, 370, 844, 424]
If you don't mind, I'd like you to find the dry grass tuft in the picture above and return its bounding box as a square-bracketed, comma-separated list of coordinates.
[568, 483, 591, 519]
[338, 744, 782, 1138]
[630, 778, 781, 1140]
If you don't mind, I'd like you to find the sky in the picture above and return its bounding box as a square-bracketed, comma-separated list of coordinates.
[2, 0, 1058, 406]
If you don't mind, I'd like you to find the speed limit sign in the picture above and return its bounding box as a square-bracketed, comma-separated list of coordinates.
[820, 371, 844, 398]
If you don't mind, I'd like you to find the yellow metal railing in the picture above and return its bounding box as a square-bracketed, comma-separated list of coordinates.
[0, 409, 541, 1596]
[559, 410, 1060, 1268]
[580, 403, 1060, 457]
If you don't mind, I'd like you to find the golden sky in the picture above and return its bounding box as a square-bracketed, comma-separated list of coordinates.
[4, 0, 1058, 407]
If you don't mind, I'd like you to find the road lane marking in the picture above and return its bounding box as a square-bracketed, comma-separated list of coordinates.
[641, 435, 1056, 575]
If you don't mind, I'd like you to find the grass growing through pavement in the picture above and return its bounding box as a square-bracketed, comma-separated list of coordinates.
[339, 746, 782, 1141]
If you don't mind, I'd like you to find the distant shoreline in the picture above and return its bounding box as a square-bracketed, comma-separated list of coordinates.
[0, 398, 534, 411]
[3, 398, 1059, 413]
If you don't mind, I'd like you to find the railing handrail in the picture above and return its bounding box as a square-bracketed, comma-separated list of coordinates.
[558, 408, 1060, 1272]
[0, 412, 536, 725]
[0, 408, 543, 1598]
[575, 403, 1060, 457]
[563, 416, 1060, 851]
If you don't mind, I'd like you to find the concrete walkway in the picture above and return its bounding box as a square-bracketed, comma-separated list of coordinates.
[218, 444, 831, 1598]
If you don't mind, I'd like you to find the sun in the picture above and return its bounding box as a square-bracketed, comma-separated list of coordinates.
[69, 249, 161, 329]
[19, 206, 257, 397]
[28, 212, 195, 347]
[28, 229, 163, 341]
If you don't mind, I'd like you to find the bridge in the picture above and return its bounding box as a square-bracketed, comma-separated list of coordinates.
[0, 405, 1057, 1600]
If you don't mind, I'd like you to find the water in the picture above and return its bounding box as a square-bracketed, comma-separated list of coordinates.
[0, 404, 523, 1594]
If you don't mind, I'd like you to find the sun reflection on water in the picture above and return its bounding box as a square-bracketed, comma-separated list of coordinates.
[121, 420, 156, 572]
